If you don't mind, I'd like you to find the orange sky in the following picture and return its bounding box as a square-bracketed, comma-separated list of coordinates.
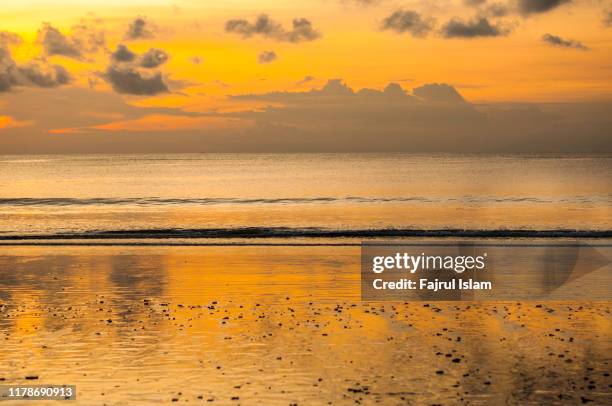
[0, 0, 611, 152]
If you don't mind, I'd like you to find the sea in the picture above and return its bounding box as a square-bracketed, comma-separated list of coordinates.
[0, 153, 610, 241]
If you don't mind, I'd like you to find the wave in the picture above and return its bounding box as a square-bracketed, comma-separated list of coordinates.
[0, 195, 609, 207]
[1, 227, 610, 240]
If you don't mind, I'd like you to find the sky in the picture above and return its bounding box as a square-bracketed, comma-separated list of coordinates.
[0, 0, 611, 153]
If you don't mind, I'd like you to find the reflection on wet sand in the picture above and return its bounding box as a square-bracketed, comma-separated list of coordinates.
[0, 246, 610, 405]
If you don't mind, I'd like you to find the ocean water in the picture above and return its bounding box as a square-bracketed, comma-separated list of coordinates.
[0, 153, 610, 240]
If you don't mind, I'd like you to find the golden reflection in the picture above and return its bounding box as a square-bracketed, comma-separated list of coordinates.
[0, 247, 610, 404]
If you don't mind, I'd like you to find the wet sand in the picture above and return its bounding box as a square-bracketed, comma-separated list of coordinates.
[0, 246, 610, 405]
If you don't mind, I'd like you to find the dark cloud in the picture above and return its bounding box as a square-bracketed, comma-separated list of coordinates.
[258, 50, 277, 64]
[17, 64, 70, 88]
[0, 49, 19, 92]
[226, 79, 481, 150]
[230, 78, 355, 103]
[287, 18, 321, 42]
[381, 82, 406, 97]
[0, 31, 22, 47]
[413, 83, 465, 102]
[111, 45, 169, 68]
[111, 44, 136, 62]
[140, 48, 169, 68]
[323, 79, 353, 94]
[233, 79, 429, 103]
[125, 17, 155, 40]
[0, 46, 71, 92]
[542, 33, 587, 50]
[381, 10, 435, 37]
[225, 14, 321, 43]
[219, 80, 612, 153]
[441, 17, 508, 38]
[35, 21, 105, 59]
[103, 66, 168, 95]
[517, 0, 571, 15]
[225, 15, 281, 38]
[37, 23, 82, 58]
[103, 44, 170, 95]
[1, 81, 610, 154]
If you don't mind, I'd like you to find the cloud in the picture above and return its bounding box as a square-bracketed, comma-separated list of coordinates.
[0, 49, 21, 91]
[517, 0, 571, 15]
[37, 23, 82, 58]
[541, 33, 587, 50]
[221, 79, 486, 151]
[225, 15, 281, 38]
[381, 10, 435, 37]
[230, 79, 470, 119]
[441, 17, 508, 38]
[110, 45, 169, 68]
[297, 75, 315, 85]
[0, 86, 219, 152]
[225, 14, 321, 43]
[258, 50, 277, 64]
[1, 81, 610, 154]
[102, 66, 168, 95]
[287, 18, 321, 42]
[111, 44, 136, 62]
[218, 79, 612, 153]
[124, 17, 155, 40]
[35, 21, 105, 60]
[0, 47, 71, 92]
[0, 31, 22, 48]
[103, 45, 170, 94]
[412, 83, 465, 102]
[17, 63, 70, 87]
[140, 48, 169, 68]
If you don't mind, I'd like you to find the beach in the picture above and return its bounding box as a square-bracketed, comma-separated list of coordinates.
[0, 245, 610, 405]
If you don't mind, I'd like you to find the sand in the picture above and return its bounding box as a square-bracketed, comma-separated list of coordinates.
[0, 246, 610, 405]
